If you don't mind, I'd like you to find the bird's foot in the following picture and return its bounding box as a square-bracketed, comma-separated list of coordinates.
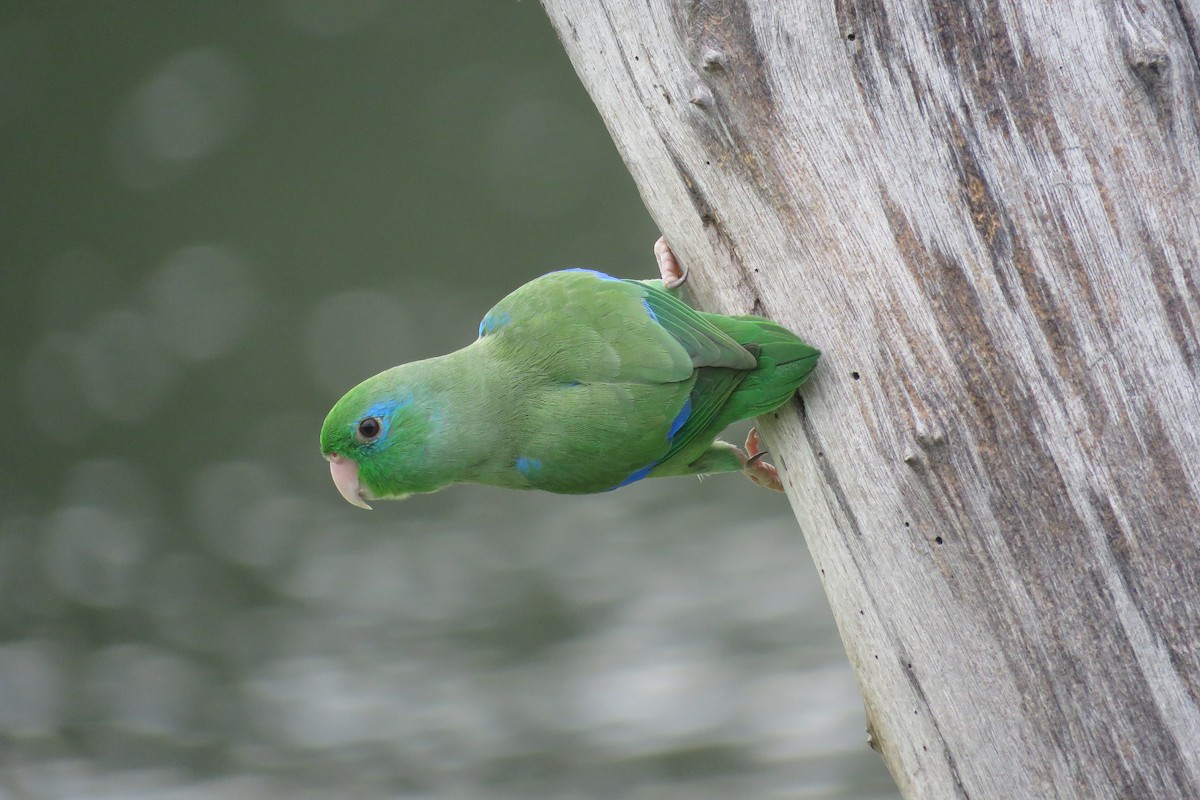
[740, 427, 784, 492]
[654, 236, 688, 289]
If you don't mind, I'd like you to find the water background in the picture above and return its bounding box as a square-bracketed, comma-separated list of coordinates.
[1, 3, 899, 797]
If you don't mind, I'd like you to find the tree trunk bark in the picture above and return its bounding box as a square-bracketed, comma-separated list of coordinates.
[540, 1, 1200, 797]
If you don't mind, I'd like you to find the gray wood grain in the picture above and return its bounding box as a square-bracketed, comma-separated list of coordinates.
[540, 1, 1200, 797]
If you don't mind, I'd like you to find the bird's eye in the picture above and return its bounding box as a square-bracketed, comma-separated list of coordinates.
[356, 417, 382, 441]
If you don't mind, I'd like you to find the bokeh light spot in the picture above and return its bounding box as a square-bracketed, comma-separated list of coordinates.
[42, 505, 147, 608]
[0, 640, 65, 737]
[246, 656, 374, 749]
[110, 47, 248, 189]
[148, 243, 256, 361]
[145, 553, 238, 653]
[86, 643, 207, 740]
[238, 494, 314, 570]
[190, 460, 284, 562]
[76, 309, 175, 423]
[21, 332, 95, 443]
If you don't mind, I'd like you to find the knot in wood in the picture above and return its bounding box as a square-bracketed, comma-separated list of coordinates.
[689, 84, 715, 109]
[905, 421, 947, 471]
[1128, 48, 1170, 92]
[701, 48, 728, 72]
[915, 423, 946, 450]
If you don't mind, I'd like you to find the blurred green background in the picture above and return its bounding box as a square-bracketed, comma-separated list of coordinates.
[1, 2, 897, 798]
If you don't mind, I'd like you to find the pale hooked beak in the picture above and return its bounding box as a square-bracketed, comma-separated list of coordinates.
[327, 453, 372, 510]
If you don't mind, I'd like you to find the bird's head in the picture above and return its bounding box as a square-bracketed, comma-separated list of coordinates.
[319, 370, 436, 509]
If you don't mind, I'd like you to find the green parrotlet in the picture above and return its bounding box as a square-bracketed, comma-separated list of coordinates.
[320, 238, 819, 508]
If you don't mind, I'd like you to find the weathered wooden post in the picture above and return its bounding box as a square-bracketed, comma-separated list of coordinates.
[540, 1, 1200, 797]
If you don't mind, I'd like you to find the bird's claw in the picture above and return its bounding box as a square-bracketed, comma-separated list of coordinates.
[740, 427, 784, 491]
[654, 236, 688, 289]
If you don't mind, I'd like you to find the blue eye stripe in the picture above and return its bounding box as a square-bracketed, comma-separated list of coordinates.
[353, 396, 413, 445]
[365, 396, 410, 420]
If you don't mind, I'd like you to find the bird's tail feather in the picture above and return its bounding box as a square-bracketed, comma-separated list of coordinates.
[704, 313, 820, 425]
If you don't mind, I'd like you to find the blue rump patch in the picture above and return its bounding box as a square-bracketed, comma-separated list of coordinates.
[516, 456, 542, 477]
[667, 397, 692, 441]
[478, 309, 511, 337]
[561, 268, 619, 281]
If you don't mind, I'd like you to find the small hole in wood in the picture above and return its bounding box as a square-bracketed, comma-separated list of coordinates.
[847, 32, 856, 41]
[851, 371, 861, 380]
[935, 536, 944, 545]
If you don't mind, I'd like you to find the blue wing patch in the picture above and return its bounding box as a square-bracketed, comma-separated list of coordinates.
[560, 268, 619, 281]
[642, 299, 658, 322]
[606, 395, 691, 489]
[611, 463, 654, 489]
[478, 309, 511, 337]
[667, 397, 692, 441]
[516, 456, 542, 478]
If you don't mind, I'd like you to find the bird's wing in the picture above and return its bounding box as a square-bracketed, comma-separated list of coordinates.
[477, 270, 761, 490]
[628, 280, 761, 463]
